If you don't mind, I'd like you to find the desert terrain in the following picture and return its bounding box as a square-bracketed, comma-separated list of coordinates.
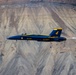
[0, 1, 76, 75]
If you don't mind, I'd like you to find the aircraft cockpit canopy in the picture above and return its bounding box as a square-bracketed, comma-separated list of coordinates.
[22, 33, 27, 35]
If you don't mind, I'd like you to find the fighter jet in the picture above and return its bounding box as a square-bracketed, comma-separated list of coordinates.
[7, 28, 66, 42]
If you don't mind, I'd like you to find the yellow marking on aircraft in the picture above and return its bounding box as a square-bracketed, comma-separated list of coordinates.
[56, 31, 59, 35]
[27, 38, 32, 40]
[43, 39, 49, 40]
[50, 36, 58, 38]
[54, 28, 62, 30]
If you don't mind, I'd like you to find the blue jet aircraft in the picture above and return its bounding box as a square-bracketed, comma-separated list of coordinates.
[7, 28, 66, 42]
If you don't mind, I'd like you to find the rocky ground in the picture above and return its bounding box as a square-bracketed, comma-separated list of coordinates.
[0, 0, 76, 4]
[0, 2, 76, 75]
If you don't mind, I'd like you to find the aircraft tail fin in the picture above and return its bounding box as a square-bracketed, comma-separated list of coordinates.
[49, 28, 62, 37]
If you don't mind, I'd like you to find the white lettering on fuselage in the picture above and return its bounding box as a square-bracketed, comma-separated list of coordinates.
[21, 37, 23, 39]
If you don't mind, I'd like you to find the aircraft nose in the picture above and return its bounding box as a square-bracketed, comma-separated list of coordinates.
[7, 36, 15, 40]
[7, 37, 10, 39]
[7, 36, 18, 40]
[7, 35, 22, 40]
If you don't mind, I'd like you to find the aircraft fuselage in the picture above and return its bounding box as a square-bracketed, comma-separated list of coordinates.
[7, 35, 66, 42]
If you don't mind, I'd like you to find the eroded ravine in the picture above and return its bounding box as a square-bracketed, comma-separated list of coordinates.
[0, 3, 76, 75]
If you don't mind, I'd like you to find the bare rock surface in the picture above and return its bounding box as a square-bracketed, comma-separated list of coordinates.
[0, 0, 76, 4]
[0, 3, 76, 75]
